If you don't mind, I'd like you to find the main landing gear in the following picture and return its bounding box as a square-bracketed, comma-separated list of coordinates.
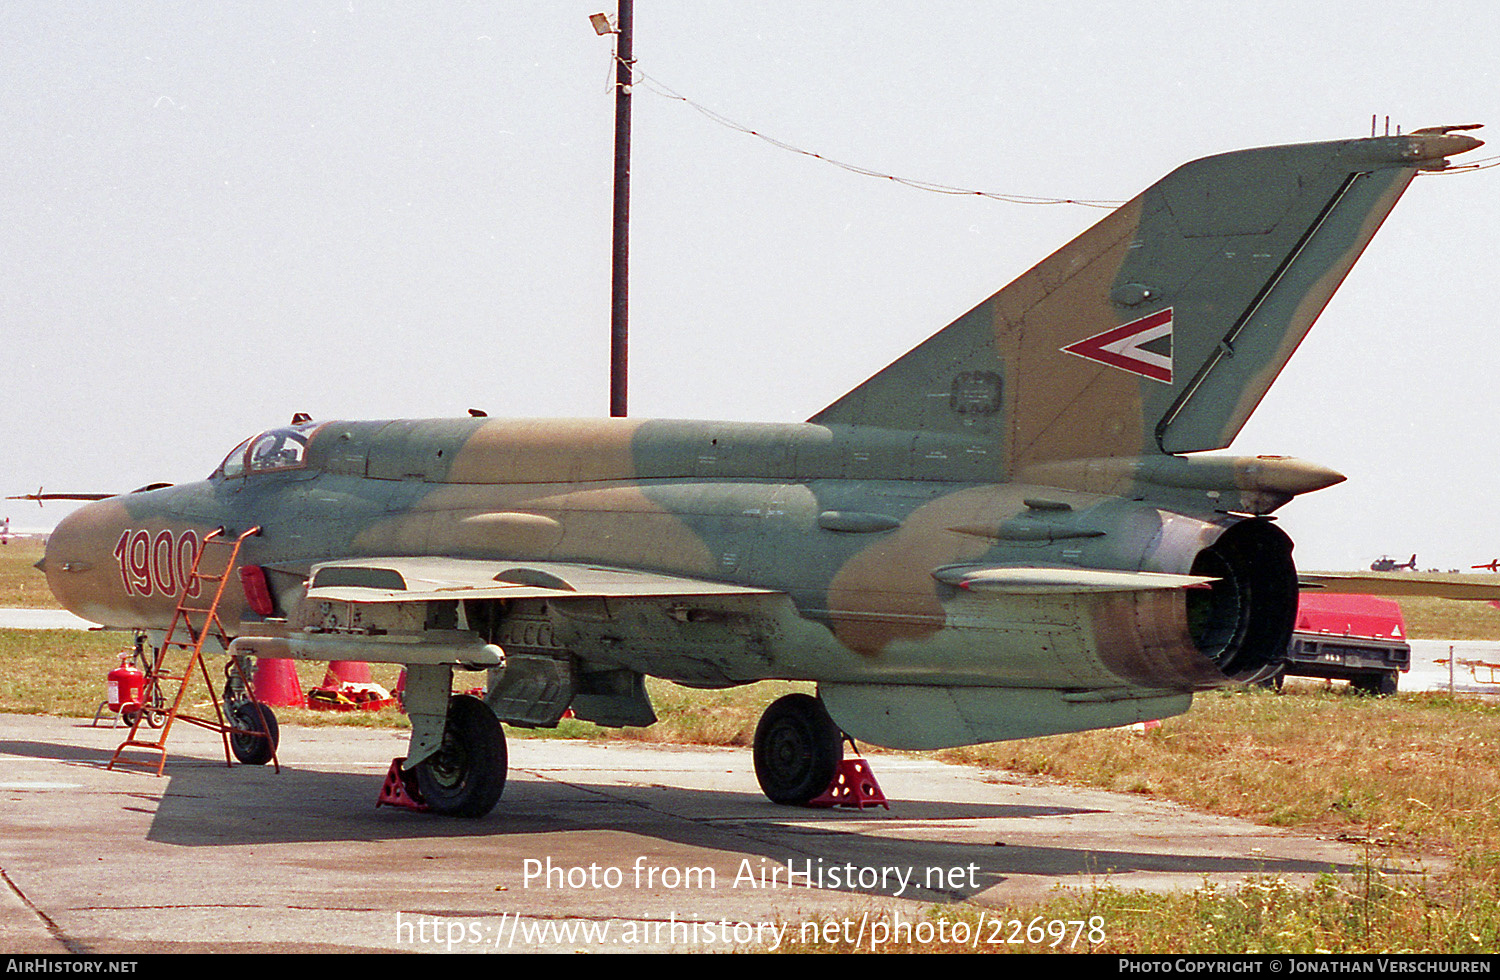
[389, 686, 859, 815]
[410, 695, 508, 818]
[752, 693, 844, 805]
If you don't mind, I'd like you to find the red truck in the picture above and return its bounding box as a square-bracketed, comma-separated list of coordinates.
[1273, 593, 1410, 695]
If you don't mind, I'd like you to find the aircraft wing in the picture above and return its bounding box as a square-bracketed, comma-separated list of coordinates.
[302, 556, 777, 603]
[237, 557, 787, 728]
[1299, 573, 1500, 601]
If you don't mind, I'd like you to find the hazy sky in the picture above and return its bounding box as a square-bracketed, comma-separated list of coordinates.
[3, 2, 1496, 570]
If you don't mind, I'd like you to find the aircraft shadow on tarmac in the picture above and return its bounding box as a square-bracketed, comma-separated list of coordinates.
[0, 735, 1380, 903]
[129, 755, 1375, 903]
[0, 737, 125, 766]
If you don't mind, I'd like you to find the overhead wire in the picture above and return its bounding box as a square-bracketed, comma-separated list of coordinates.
[625, 61, 1124, 209]
[619, 59, 1495, 196]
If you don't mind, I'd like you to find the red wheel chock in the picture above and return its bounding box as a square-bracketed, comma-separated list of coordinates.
[376, 758, 428, 811]
[807, 757, 889, 810]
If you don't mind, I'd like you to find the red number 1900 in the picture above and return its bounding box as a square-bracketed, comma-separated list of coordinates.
[112, 529, 201, 598]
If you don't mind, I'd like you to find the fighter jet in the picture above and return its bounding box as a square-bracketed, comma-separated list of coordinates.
[36, 127, 1483, 816]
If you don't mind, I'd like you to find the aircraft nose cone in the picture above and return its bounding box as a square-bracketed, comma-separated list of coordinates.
[41, 499, 131, 623]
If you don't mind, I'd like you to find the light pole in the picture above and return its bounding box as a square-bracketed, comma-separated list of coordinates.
[593, 2, 633, 418]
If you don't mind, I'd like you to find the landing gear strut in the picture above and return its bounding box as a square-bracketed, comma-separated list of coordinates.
[224, 660, 278, 766]
[412, 695, 507, 818]
[753, 693, 843, 805]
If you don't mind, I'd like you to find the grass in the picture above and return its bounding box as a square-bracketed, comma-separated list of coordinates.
[0, 539, 52, 607]
[555, 678, 811, 745]
[939, 682, 1500, 848]
[1397, 590, 1500, 641]
[774, 868, 1500, 953]
[924, 685, 1500, 953]
[780, 683, 1500, 954]
[0, 628, 413, 725]
[0, 629, 131, 715]
[0, 626, 811, 742]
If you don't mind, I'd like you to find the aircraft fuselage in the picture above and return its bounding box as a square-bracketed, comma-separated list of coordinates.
[45, 417, 1307, 706]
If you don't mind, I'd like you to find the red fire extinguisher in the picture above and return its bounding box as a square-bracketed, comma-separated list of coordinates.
[107, 652, 146, 715]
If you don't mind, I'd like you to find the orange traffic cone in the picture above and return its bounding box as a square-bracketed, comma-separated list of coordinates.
[251, 659, 306, 708]
[321, 661, 372, 688]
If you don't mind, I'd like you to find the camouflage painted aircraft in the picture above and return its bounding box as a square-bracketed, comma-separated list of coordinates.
[37, 127, 1483, 817]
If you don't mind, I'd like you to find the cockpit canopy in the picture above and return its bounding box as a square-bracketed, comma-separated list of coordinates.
[216, 422, 323, 479]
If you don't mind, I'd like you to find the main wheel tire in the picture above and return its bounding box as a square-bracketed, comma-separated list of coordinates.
[414, 695, 507, 818]
[229, 701, 279, 765]
[753, 693, 843, 805]
[1352, 672, 1399, 697]
[1254, 666, 1287, 692]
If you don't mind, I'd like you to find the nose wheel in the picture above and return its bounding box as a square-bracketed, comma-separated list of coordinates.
[227, 700, 279, 765]
[752, 693, 844, 805]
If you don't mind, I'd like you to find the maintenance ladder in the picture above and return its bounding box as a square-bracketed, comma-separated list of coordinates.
[108, 526, 279, 776]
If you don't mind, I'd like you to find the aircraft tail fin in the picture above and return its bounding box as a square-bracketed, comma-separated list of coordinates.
[809, 129, 1482, 474]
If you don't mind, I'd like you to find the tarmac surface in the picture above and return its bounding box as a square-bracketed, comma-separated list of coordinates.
[0, 712, 1425, 954]
[1407, 640, 1500, 695]
[0, 609, 93, 630]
